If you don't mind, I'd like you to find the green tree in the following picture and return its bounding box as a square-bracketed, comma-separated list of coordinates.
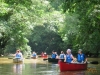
[61, 0, 100, 56]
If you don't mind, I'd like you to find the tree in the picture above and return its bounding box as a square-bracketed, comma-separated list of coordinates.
[0, 1, 32, 54]
[0, 0, 65, 55]
[61, 0, 100, 56]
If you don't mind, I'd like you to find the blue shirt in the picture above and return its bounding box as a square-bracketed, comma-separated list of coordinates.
[77, 54, 85, 62]
[66, 54, 73, 63]
[60, 54, 65, 59]
[51, 54, 56, 59]
[15, 53, 21, 59]
[32, 53, 36, 57]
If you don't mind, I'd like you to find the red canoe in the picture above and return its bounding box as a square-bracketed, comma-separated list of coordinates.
[38, 55, 48, 58]
[41, 55, 48, 59]
[59, 61, 87, 72]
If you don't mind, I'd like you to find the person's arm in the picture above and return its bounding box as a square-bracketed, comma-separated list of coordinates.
[64, 54, 66, 62]
[71, 55, 76, 62]
[51, 54, 53, 58]
[71, 55, 74, 59]
[85, 58, 87, 62]
[64, 54, 66, 58]
[84, 54, 87, 63]
[56, 54, 59, 59]
[59, 54, 61, 59]
[14, 53, 16, 57]
[20, 53, 23, 58]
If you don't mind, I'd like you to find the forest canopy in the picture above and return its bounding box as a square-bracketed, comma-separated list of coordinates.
[0, 0, 100, 57]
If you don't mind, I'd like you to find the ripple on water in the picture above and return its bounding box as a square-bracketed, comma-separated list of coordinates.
[0, 58, 100, 75]
[32, 71, 59, 75]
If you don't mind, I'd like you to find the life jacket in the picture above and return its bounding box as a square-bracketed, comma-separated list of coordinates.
[15, 53, 21, 58]
[60, 54, 65, 59]
[51, 54, 56, 59]
[32, 53, 36, 57]
[77, 54, 85, 62]
[66, 54, 73, 63]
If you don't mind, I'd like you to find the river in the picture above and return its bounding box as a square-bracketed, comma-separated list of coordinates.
[0, 58, 100, 75]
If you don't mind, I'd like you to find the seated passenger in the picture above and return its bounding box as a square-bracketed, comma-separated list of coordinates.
[77, 49, 87, 63]
[32, 52, 37, 58]
[55, 52, 59, 59]
[44, 52, 47, 56]
[41, 52, 44, 56]
[51, 51, 57, 59]
[66, 49, 75, 63]
[59, 51, 65, 59]
[15, 50, 23, 60]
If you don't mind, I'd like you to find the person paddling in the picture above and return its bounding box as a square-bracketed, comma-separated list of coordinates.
[59, 51, 65, 59]
[41, 52, 44, 56]
[77, 49, 87, 63]
[65, 49, 75, 63]
[44, 52, 47, 56]
[32, 51, 37, 58]
[15, 50, 23, 60]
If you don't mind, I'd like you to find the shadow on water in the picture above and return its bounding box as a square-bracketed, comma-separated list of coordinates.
[59, 71, 85, 75]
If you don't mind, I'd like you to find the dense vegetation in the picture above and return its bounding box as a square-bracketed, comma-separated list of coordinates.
[0, 0, 100, 57]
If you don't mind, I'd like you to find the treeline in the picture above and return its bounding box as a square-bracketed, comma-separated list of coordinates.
[0, 0, 100, 57]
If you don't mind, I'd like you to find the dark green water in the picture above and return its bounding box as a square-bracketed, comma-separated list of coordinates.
[0, 59, 100, 75]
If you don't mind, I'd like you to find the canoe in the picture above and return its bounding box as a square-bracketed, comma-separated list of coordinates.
[59, 61, 87, 72]
[41, 55, 48, 59]
[48, 58, 64, 63]
[38, 55, 48, 59]
[42, 55, 48, 57]
[25, 56, 31, 59]
[13, 58, 23, 63]
[25, 57, 31, 59]
[8, 57, 13, 59]
[31, 57, 36, 59]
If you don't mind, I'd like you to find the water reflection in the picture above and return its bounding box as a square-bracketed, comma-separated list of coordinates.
[13, 64, 24, 75]
[51, 64, 59, 71]
[30, 62, 36, 71]
[0, 58, 99, 75]
[59, 71, 85, 75]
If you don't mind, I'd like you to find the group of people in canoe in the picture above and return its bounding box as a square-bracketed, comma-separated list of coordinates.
[14, 49, 87, 63]
[51, 49, 87, 63]
[13, 50, 23, 62]
[14, 50, 47, 60]
[14, 50, 37, 60]
[14, 50, 23, 60]
[31, 51, 47, 58]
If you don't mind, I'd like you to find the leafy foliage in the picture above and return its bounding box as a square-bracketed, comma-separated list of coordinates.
[0, 0, 100, 57]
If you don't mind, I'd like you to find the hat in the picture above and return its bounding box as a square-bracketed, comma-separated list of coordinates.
[78, 49, 82, 52]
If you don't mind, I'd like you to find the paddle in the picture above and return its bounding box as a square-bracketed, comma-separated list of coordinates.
[42, 57, 51, 61]
[71, 61, 99, 64]
[8, 57, 13, 59]
[43, 58, 65, 62]
[88, 61, 99, 64]
[43, 59, 48, 61]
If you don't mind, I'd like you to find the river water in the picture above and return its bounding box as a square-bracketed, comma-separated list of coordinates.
[0, 58, 100, 75]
